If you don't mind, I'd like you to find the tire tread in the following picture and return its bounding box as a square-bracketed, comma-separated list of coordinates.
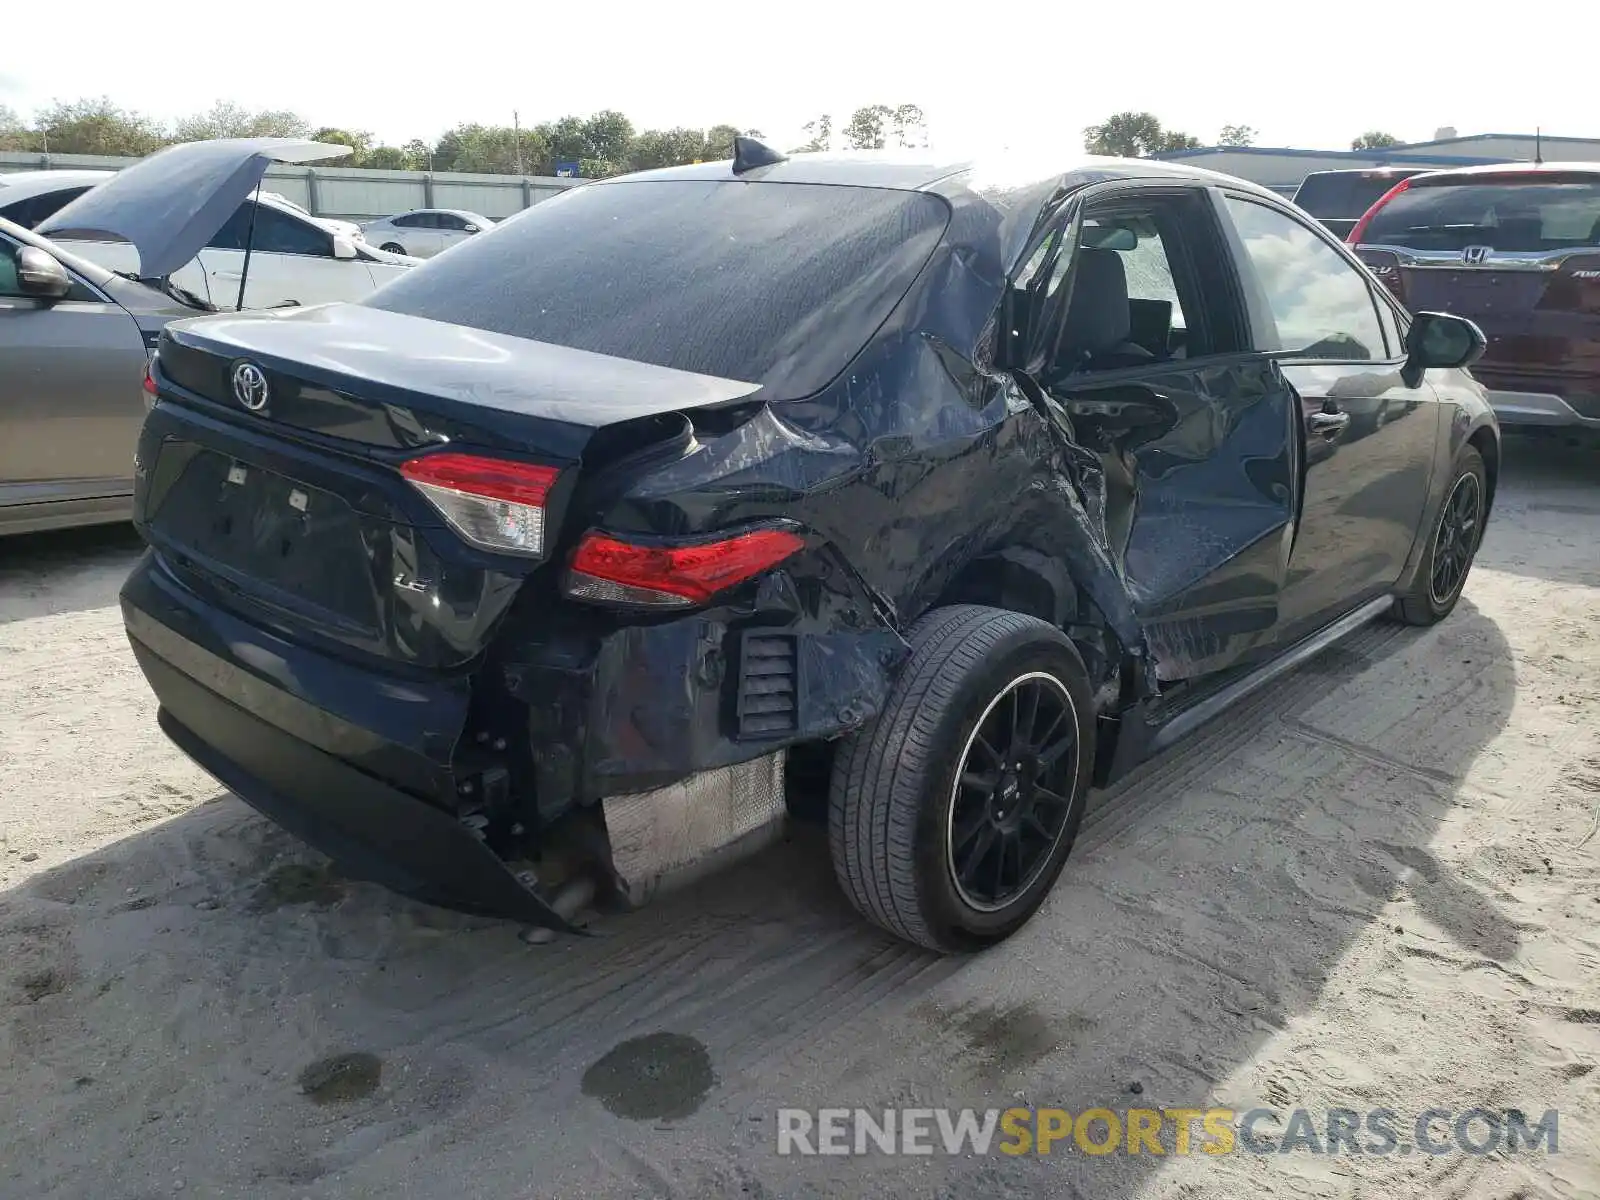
[828, 605, 1077, 951]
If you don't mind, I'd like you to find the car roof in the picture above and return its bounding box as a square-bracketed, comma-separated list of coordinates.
[586, 150, 1285, 274]
[598, 148, 1271, 200]
[1403, 160, 1600, 183]
[0, 169, 116, 200]
[1298, 166, 1426, 180]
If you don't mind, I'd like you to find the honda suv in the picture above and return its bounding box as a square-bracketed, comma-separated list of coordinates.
[123, 142, 1497, 953]
[1350, 163, 1600, 435]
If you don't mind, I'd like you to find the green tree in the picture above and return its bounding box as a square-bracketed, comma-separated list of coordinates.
[842, 104, 894, 150]
[311, 127, 372, 164]
[401, 138, 434, 171]
[33, 97, 167, 156]
[1218, 124, 1256, 147]
[582, 110, 635, 168]
[703, 124, 746, 160]
[1083, 111, 1201, 156]
[1351, 130, 1401, 150]
[434, 123, 546, 174]
[0, 105, 32, 152]
[793, 114, 832, 153]
[629, 126, 709, 171]
[360, 146, 410, 170]
[173, 101, 310, 141]
[890, 104, 927, 148]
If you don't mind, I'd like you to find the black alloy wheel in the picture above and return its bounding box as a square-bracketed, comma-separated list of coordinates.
[829, 605, 1096, 952]
[947, 671, 1080, 912]
[1428, 469, 1482, 608]
[1392, 443, 1487, 627]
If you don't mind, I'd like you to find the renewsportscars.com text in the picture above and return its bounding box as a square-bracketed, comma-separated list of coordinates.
[776, 1106, 1560, 1157]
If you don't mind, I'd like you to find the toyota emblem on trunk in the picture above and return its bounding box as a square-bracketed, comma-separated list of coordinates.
[231, 361, 270, 412]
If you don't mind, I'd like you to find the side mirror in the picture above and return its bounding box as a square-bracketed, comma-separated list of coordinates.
[331, 234, 358, 260]
[16, 246, 72, 300]
[1405, 311, 1485, 381]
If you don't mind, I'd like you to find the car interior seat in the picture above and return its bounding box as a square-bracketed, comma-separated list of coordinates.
[1055, 248, 1158, 373]
[1127, 298, 1174, 358]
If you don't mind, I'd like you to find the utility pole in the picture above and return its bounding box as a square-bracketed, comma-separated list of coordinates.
[513, 109, 524, 175]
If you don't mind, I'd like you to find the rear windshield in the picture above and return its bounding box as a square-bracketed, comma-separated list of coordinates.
[1295, 173, 1414, 219]
[1362, 178, 1600, 252]
[0, 186, 93, 230]
[364, 179, 950, 399]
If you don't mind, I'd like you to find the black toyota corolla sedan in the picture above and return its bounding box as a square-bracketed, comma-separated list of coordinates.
[124, 139, 1498, 953]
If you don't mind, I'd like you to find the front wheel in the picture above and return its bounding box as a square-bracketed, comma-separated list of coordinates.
[828, 605, 1096, 953]
[1392, 444, 1486, 626]
[379, 242, 406, 255]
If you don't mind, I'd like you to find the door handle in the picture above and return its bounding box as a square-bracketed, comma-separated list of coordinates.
[1308, 410, 1351, 439]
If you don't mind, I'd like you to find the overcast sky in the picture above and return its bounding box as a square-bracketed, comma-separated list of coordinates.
[2, 0, 1580, 154]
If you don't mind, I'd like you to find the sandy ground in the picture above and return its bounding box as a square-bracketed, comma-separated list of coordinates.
[1, 441, 1596, 1200]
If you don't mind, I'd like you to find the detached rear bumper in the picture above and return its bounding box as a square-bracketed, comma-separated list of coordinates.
[121, 553, 582, 931]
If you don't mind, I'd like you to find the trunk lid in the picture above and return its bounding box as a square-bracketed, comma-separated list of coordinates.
[140, 303, 761, 669]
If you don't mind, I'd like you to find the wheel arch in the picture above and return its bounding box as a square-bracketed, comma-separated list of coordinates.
[927, 545, 1127, 711]
[1467, 421, 1500, 527]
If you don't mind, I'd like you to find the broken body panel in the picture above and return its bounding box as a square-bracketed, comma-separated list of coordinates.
[121, 153, 1494, 929]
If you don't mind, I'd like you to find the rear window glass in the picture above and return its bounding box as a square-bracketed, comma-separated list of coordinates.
[0, 186, 93, 230]
[1295, 174, 1414, 219]
[1363, 178, 1600, 251]
[364, 179, 950, 399]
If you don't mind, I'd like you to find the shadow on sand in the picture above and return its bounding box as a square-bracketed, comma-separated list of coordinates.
[0, 588, 1520, 1198]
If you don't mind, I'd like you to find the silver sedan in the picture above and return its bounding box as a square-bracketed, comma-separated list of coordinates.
[359, 208, 495, 258]
[0, 215, 202, 535]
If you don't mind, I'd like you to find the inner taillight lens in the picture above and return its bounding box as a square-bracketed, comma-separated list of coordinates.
[400, 452, 562, 557]
[565, 527, 806, 608]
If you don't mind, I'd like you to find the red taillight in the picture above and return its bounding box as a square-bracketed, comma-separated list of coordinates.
[400, 452, 562, 557]
[142, 362, 157, 395]
[565, 528, 805, 608]
[1347, 176, 1413, 245]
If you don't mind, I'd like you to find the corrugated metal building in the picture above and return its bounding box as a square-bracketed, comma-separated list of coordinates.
[1155, 133, 1600, 195]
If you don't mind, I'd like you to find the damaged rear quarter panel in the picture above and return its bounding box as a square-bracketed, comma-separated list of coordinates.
[510, 170, 1303, 802]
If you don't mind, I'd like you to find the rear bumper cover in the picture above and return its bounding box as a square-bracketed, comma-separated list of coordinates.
[121, 551, 808, 929]
[122, 553, 582, 929]
[1481, 388, 1600, 429]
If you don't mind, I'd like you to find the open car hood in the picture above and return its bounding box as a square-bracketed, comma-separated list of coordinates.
[37, 138, 351, 279]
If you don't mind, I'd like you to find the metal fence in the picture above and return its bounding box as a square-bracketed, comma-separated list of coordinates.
[0, 150, 579, 221]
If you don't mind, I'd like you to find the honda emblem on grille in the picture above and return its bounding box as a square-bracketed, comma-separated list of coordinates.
[1462, 245, 1492, 265]
[231, 361, 270, 412]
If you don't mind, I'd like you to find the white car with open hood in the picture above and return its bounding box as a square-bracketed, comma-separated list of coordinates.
[37, 138, 420, 311]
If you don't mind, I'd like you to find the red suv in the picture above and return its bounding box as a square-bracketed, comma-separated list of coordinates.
[1350, 163, 1600, 435]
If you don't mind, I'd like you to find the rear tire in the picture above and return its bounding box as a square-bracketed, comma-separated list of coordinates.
[1392, 444, 1486, 626]
[828, 605, 1095, 953]
[379, 242, 406, 255]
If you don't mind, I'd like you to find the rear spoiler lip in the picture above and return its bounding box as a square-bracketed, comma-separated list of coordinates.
[159, 302, 766, 437]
